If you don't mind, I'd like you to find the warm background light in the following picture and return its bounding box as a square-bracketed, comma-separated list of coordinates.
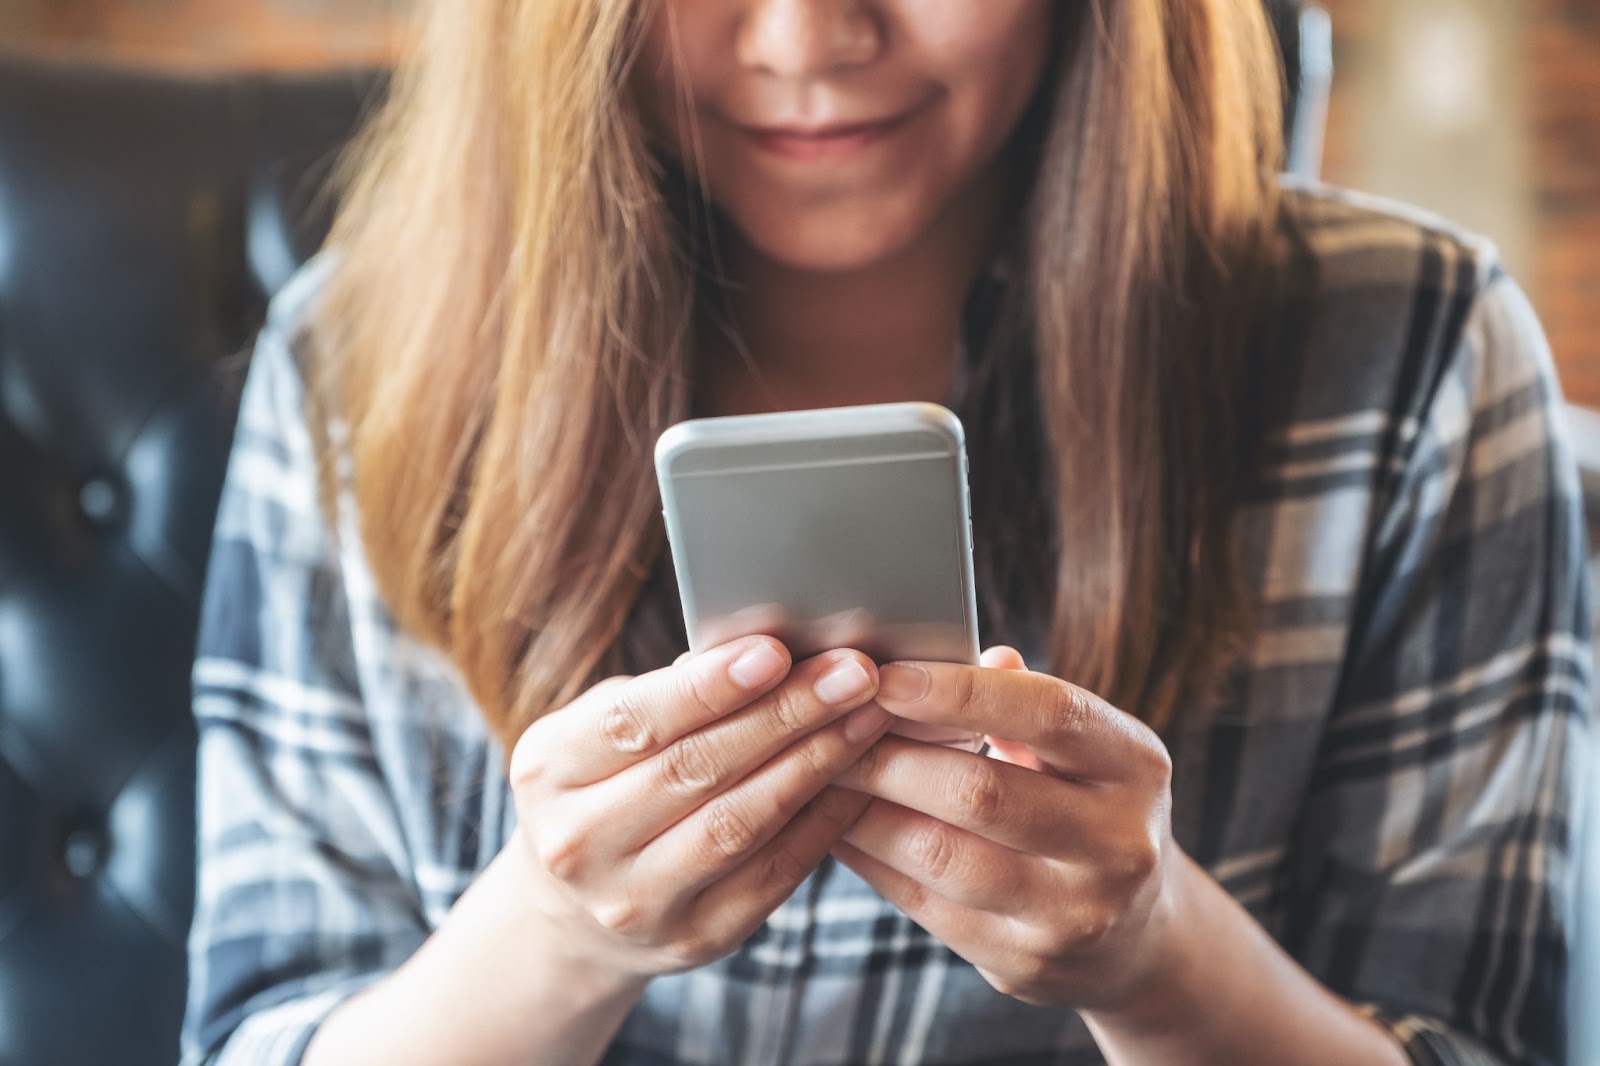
[1318, 0, 1600, 408]
[0, 0, 1595, 407]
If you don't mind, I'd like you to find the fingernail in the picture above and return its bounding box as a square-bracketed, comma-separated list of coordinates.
[815, 659, 873, 705]
[728, 642, 786, 688]
[842, 702, 890, 742]
[878, 663, 930, 703]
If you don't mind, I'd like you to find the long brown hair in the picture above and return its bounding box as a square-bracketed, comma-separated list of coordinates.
[309, 0, 1284, 749]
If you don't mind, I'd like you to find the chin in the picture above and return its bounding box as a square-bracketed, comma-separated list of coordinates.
[729, 205, 926, 275]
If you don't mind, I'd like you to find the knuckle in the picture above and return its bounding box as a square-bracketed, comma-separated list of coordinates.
[954, 760, 1006, 829]
[601, 690, 656, 755]
[849, 733, 887, 779]
[1075, 904, 1121, 952]
[1016, 950, 1057, 989]
[762, 840, 816, 889]
[1027, 921, 1070, 961]
[678, 665, 725, 725]
[806, 787, 870, 836]
[535, 827, 588, 882]
[790, 727, 841, 781]
[1139, 735, 1174, 785]
[667, 931, 722, 970]
[954, 665, 982, 718]
[1047, 683, 1095, 739]
[1022, 900, 1118, 962]
[1048, 903, 1119, 957]
[704, 798, 763, 861]
[507, 739, 546, 792]
[764, 682, 816, 736]
[896, 875, 933, 914]
[986, 958, 1053, 1005]
[908, 821, 959, 882]
[800, 713, 864, 771]
[659, 733, 720, 795]
[1111, 829, 1163, 889]
[591, 895, 648, 938]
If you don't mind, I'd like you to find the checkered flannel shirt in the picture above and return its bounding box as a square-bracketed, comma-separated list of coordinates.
[181, 182, 1592, 1065]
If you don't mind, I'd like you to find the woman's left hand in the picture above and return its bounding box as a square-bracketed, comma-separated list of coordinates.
[831, 646, 1183, 1012]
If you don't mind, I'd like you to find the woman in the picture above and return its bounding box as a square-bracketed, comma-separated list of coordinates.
[181, 1, 1590, 1064]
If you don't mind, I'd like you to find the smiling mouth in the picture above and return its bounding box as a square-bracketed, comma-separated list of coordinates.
[738, 108, 920, 162]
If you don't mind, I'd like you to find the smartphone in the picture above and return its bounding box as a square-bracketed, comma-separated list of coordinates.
[654, 402, 983, 751]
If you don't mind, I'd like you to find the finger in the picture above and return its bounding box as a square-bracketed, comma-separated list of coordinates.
[535, 635, 794, 788]
[840, 800, 1046, 914]
[829, 840, 1025, 975]
[569, 651, 883, 855]
[833, 841, 1115, 1007]
[872, 661, 1163, 780]
[688, 786, 873, 947]
[632, 694, 894, 892]
[836, 735, 1091, 856]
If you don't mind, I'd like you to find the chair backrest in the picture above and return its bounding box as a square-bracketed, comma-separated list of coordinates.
[0, 56, 383, 1066]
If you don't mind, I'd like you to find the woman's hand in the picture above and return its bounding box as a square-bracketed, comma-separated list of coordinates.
[506, 635, 894, 983]
[830, 646, 1182, 1012]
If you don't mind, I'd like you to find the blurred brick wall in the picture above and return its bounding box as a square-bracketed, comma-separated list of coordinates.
[1319, 0, 1600, 409]
[1528, 0, 1600, 407]
[0, 0, 405, 69]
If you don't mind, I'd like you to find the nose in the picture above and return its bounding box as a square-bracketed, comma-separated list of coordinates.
[735, 0, 882, 79]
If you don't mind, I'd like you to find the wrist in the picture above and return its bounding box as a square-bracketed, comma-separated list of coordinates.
[1080, 847, 1213, 1042]
[1079, 852, 1414, 1066]
[496, 834, 653, 1003]
[309, 837, 648, 1066]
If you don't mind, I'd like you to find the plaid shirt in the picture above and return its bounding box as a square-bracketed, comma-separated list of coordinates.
[181, 183, 1592, 1066]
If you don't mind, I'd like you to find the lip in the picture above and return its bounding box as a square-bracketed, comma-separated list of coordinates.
[738, 108, 919, 162]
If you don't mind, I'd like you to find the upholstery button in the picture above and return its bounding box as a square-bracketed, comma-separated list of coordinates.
[62, 822, 110, 879]
[78, 476, 120, 525]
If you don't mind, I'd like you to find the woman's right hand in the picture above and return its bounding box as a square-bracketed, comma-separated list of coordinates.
[506, 635, 891, 981]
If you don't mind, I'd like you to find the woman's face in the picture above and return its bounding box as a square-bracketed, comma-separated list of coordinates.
[637, 1, 1056, 273]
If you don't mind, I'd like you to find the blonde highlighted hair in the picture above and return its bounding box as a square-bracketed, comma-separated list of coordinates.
[310, 0, 1285, 750]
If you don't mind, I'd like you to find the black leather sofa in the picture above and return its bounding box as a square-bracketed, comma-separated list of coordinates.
[0, 8, 1418, 1065]
[0, 59, 384, 1066]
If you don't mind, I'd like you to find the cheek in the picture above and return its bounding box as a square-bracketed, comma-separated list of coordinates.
[631, 5, 723, 162]
[909, 0, 1056, 67]
[932, 10, 1055, 149]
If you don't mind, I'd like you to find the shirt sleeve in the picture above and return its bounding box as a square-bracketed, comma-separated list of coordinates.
[1280, 268, 1592, 1065]
[179, 270, 430, 1065]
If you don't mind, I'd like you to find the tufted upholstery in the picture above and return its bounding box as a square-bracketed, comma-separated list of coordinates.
[0, 56, 384, 1066]
[0, 11, 1329, 1066]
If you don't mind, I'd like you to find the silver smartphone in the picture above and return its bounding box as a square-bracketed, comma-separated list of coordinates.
[654, 402, 982, 751]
